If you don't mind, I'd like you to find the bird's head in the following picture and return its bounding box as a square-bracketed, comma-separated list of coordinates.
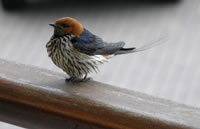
[49, 17, 83, 37]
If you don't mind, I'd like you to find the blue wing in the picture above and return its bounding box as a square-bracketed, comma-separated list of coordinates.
[71, 28, 129, 55]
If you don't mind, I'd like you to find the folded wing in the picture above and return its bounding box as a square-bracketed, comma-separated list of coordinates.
[71, 28, 134, 55]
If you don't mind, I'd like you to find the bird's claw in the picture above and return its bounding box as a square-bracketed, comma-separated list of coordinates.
[65, 77, 92, 83]
[82, 77, 92, 82]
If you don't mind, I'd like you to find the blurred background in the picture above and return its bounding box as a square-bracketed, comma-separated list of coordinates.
[1, 0, 200, 128]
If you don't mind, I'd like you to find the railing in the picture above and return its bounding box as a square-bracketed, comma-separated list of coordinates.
[0, 59, 199, 129]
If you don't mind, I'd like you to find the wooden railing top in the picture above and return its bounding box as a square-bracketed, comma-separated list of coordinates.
[0, 59, 199, 129]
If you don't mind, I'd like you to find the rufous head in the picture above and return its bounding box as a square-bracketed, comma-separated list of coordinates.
[50, 17, 83, 37]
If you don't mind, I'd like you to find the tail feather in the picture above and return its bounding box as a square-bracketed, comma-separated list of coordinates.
[114, 34, 168, 55]
[120, 47, 136, 51]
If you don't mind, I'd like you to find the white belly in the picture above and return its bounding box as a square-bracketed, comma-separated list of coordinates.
[46, 36, 107, 77]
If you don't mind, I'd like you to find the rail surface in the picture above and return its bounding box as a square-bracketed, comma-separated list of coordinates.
[0, 59, 199, 129]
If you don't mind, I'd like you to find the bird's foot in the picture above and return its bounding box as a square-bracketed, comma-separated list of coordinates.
[82, 77, 92, 82]
[65, 77, 92, 83]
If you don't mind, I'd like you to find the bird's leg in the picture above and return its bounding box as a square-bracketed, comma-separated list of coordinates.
[65, 76, 92, 83]
[65, 77, 73, 82]
[81, 74, 92, 82]
[65, 77, 79, 82]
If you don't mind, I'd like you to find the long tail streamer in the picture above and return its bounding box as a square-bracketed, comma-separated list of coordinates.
[115, 33, 168, 55]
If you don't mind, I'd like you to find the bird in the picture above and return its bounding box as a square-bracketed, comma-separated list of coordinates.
[46, 17, 165, 82]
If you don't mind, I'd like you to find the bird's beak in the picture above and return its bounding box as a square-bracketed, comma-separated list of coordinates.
[49, 23, 56, 28]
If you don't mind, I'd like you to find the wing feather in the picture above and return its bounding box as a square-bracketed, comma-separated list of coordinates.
[71, 28, 125, 55]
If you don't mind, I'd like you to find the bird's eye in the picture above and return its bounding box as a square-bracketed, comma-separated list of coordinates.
[61, 24, 69, 28]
